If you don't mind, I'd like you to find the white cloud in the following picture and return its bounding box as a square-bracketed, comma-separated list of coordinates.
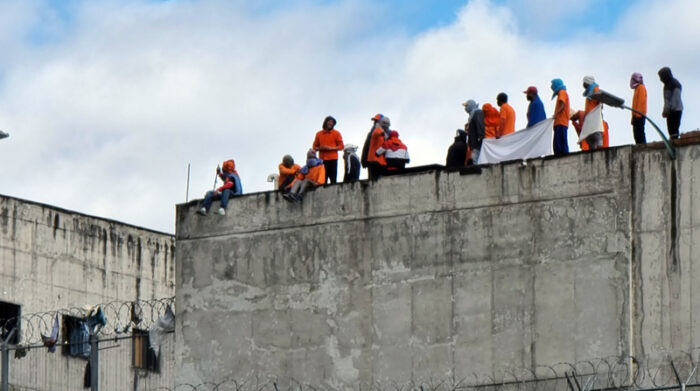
[0, 0, 698, 233]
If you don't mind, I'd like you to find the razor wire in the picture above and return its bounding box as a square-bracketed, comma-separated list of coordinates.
[0, 296, 174, 346]
[149, 350, 700, 391]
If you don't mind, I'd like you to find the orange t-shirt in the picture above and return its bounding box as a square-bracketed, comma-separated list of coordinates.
[367, 127, 387, 166]
[554, 90, 570, 127]
[585, 86, 600, 115]
[483, 103, 500, 139]
[632, 84, 647, 119]
[278, 163, 300, 188]
[312, 129, 344, 161]
[498, 103, 516, 137]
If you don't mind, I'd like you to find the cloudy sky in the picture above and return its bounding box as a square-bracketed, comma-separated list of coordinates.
[0, 0, 698, 234]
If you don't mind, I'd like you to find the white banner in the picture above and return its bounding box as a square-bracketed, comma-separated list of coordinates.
[578, 104, 604, 143]
[477, 118, 554, 164]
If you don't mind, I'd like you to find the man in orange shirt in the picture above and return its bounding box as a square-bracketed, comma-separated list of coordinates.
[278, 155, 300, 192]
[496, 93, 515, 138]
[551, 78, 570, 155]
[312, 116, 344, 184]
[630, 72, 647, 144]
[284, 149, 326, 202]
[366, 116, 390, 180]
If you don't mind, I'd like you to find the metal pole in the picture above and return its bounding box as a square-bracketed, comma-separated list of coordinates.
[185, 163, 191, 202]
[90, 333, 99, 391]
[1, 329, 16, 391]
[1, 341, 8, 391]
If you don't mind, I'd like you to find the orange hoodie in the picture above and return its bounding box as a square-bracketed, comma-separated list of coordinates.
[278, 163, 300, 188]
[366, 126, 387, 166]
[483, 103, 500, 139]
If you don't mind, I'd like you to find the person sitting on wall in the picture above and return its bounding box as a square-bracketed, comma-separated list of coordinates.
[343, 144, 361, 182]
[376, 130, 410, 172]
[283, 149, 326, 202]
[197, 159, 242, 216]
[278, 154, 300, 192]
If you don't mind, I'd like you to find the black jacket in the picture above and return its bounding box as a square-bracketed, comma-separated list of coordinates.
[446, 130, 467, 167]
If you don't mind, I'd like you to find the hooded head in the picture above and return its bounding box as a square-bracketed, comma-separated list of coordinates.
[455, 129, 467, 143]
[307, 149, 317, 159]
[551, 78, 566, 99]
[389, 130, 399, 139]
[323, 115, 337, 130]
[343, 144, 358, 154]
[222, 159, 235, 173]
[658, 67, 681, 90]
[379, 116, 391, 131]
[282, 154, 294, 168]
[630, 73, 643, 89]
[496, 93, 508, 106]
[462, 99, 478, 114]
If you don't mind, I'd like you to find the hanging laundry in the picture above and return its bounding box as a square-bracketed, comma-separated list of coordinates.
[149, 305, 175, 356]
[41, 314, 59, 353]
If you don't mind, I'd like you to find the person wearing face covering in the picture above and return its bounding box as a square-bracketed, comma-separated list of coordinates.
[366, 116, 390, 180]
[582, 75, 604, 150]
[482, 103, 500, 139]
[462, 99, 485, 164]
[658, 67, 683, 139]
[551, 78, 570, 155]
[376, 130, 410, 171]
[629, 72, 647, 144]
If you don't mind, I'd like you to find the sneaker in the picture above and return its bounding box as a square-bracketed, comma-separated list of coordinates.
[282, 193, 294, 202]
[292, 194, 303, 202]
[217, 208, 226, 216]
[196, 208, 207, 216]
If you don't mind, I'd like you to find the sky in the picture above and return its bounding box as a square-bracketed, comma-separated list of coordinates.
[0, 0, 698, 234]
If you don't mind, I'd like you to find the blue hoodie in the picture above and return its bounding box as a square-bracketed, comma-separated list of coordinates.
[527, 95, 546, 127]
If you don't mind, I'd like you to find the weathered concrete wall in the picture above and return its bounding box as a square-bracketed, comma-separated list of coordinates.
[175, 145, 662, 388]
[631, 144, 700, 364]
[0, 195, 176, 390]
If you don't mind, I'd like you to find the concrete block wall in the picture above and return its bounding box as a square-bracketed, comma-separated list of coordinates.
[0, 195, 176, 390]
[176, 146, 646, 388]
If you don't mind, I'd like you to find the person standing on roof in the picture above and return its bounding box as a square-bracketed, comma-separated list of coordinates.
[658, 66, 683, 139]
[376, 130, 410, 172]
[629, 73, 647, 144]
[283, 149, 326, 202]
[278, 154, 300, 192]
[445, 129, 467, 168]
[312, 116, 344, 184]
[524, 86, 546, 127]
[197, 159, 243, 216]
[582, 75, 604, 149]
[463, 99, 485, 165]
[482, 103, 500, 139]
[343, 144, 361, 182]
[366, 116, 390, 180]
[497, 93, 516, 138]
[361, 114, 383, 169]
[551, 78, 570, 155]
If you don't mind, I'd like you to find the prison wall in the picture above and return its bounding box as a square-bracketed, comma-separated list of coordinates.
[173, 141, 700, 388]
[0, 195, 176, 390]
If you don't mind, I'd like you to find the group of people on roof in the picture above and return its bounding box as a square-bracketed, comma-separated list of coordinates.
[446, 67, 684, 167]
[196, 66, 684, 214]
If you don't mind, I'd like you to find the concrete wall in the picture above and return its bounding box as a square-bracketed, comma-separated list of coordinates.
[0, 195, 176, 390]
[175, 141, 700, 388]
